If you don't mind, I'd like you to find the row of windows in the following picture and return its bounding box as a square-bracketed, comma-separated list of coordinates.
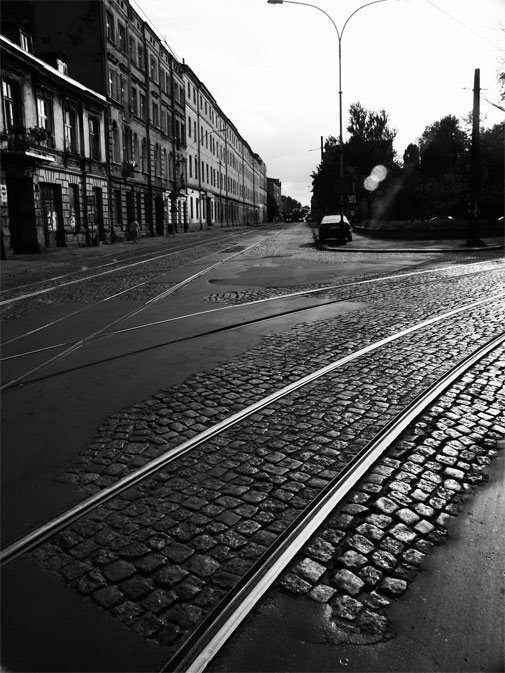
[2, 77, 101, 159]
[106, 10, 184, 104]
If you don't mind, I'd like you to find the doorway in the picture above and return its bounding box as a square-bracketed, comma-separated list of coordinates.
[40, 182, 65, 248]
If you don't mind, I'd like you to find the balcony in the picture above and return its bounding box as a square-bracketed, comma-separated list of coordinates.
[1, 126, 55, 177]
[1, 126, 55, 152]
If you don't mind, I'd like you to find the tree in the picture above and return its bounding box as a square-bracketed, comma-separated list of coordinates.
[419, 115, 468, 178]
[310, 103, 398, 221]
[418, 115, 469, 218]
[480, 123, 504, 226]
[281, 195, 302, 221]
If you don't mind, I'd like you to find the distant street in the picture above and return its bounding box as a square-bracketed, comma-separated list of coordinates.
[1, 222, 504, 672]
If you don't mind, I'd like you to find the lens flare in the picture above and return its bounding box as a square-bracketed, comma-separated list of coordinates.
[371, 164, 387, 182]
[364, 175, 378, 191]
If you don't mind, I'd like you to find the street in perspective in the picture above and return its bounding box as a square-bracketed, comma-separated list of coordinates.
[1, 1, 504, 672]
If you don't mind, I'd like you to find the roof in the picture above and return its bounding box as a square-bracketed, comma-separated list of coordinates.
[0, 34, 107, 103]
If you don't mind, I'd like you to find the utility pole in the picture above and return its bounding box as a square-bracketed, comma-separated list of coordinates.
[466, 68, 485, 246]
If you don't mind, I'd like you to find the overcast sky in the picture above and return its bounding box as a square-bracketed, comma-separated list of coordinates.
[137, 0, 503, 206]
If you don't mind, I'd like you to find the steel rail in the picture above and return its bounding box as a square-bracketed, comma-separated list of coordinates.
[0, 237, 276, 391]
[0, 234, 247, 349]
[3, 258, 502, 362]
[1, 290, 503, 565]
[164, 331, 505, 673]
[0, 233, 238, 295]
[0, 230, 252, 307]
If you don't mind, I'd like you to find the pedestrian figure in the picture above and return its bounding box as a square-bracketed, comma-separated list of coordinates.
[130, 219, 139, 243]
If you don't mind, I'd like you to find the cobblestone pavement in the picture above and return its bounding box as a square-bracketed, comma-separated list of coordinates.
[0, 229, 253, 320]
[4, 225, 504, 664]
[58, 264, 505, 492]
[278, 345, 505, 644]
[29, 262, 504, 657]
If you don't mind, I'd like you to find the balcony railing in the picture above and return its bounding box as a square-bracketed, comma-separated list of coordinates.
[1, 126, 55, 152]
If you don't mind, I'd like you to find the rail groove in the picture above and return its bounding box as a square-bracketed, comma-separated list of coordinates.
[1, 291, 503, 565]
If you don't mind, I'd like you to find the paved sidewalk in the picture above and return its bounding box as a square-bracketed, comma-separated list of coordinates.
[332, 232, 504, 253]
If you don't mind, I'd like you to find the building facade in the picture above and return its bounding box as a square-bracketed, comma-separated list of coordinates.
[1, 0, 267, 255]
[0, 34, 109, 255]
[183, 64, 267, 230]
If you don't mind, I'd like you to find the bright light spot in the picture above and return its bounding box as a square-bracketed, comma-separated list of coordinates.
[371, 165, 387, 182]
[364, 175, 378, 191]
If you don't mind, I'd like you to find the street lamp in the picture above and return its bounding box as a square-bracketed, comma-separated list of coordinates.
[267, 0, 389, 216]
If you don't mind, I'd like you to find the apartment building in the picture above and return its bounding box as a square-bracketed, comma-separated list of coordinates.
[1, 0, 188, 241]
[183, 64, 267, 230]
[0, 33, 109, 255]
[1, 0, 267, 253]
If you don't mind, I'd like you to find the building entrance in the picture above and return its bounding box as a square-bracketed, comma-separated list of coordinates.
[40, 182, 65, 248]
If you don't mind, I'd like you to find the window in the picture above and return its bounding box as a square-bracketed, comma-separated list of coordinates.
[165, 71, 171, 93]
[138, 42, 144, 68]
[64, 108, 77, 153]
[119, 75, 126, 104]
[112, 122, 120, 163]
[129, 37, 136, 65]
[123, 126, 131, 161]
[118, 22, 126, 51]
[149, 55, 158, 82]
[37, 95, 54, 145]
[131, 86, 137, 115]
[141, 138, 147, 172]
[139, 93, 146, 120]
[133, 133, 139, 164]
[152, 100, 159, 127]
[188, 115, 191, 138]
[69, 184, 81, 231]
[106, 11, 115, 41]
[160, 69, 167, 92]
[108, 69, 117, 99]
[89, 116, 100, 160]
[1, 78, 22, 129]
[20, 30, 33, 53]
[114, 189, 122, 224]
[188, 155, 192, 178]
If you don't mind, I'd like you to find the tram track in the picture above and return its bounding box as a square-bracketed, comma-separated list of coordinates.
[1, 325, 503, 672]
[0, 230, 251, 301]
[2, 291, 503, 564]
[163, 332, 505, 673]
[0, 236, 276, 390]
[2, 260, 502, 389]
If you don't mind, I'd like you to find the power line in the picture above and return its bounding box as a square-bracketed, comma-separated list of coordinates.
[129, 0, 181, 61]
[423, 0, 504, 52]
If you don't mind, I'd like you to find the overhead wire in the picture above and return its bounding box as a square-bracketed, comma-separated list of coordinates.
[423, 0, 504, 52]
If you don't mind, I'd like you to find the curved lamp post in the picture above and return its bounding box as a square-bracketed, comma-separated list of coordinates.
[267, 0, 389, 215]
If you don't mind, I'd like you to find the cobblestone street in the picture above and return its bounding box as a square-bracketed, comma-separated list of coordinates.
[1, 224, 504, 672]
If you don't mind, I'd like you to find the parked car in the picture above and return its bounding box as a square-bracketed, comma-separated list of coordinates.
[318, 214, 352, 245]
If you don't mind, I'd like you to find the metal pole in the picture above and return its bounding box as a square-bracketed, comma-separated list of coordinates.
[466, 68, 484, 246]
[338, 36, 344, 218]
